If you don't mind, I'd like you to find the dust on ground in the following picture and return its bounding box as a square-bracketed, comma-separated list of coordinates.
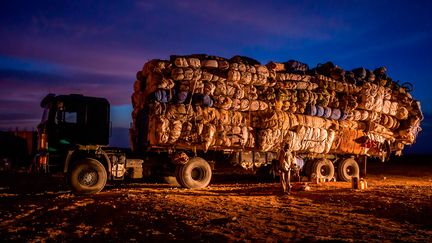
[1, 162, 431, 242]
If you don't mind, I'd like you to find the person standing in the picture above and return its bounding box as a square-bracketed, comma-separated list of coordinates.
[279, 144, 293, 194]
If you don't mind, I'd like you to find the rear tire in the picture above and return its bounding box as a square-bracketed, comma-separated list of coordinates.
[176, 157, 212, 189]
[337, 158, 360, 182]
[69, 158, 107, 195]
[311, 159, 334, 181]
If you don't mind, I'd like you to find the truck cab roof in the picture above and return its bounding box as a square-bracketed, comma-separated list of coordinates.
[41, 93, 109, 108]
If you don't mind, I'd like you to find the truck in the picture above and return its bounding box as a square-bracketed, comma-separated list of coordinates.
[33, 54, 423, 194]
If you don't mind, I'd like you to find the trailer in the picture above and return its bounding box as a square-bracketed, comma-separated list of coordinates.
[33, 55, 423, 194]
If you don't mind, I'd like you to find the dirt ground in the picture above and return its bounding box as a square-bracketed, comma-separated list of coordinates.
[1, 161, 431, 242]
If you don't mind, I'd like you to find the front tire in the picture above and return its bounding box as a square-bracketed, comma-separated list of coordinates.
[69, 158, 107, 195]
[176, 157, 212, 189]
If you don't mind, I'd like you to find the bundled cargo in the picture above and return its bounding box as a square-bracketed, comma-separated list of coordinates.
[131, 54, 423, 166]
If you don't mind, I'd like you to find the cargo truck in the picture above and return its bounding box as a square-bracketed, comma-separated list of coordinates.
[33, 55, 423, 194]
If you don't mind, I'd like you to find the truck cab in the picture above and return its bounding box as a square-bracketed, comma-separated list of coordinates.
[35, 94, 140, 194]
[36, 94, 110, 171]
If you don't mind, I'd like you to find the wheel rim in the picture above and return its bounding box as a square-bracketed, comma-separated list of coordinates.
[78, 168, 98, 186]
[191, 167, 205, 181]
[320, 165, 330, 177]
[345, 165, 354, 176]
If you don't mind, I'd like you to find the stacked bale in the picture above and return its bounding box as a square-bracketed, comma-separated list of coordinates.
[131, 55, 423, 158]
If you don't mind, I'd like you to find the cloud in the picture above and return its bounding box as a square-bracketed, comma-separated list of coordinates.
[0, 105, 43, 131]
[136, 0, 346, 41]
[334, 32, 431, 61]
[0, 67, 133, 102]
[0, 55, 137, 131]
[0, 112, 39, 121]
[30, 14, 114, 38]
[0, 68, 67, 86]
[0, 35, 149, 77]
[0, 1, 349, 73]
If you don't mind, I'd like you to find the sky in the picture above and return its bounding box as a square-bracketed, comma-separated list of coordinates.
[0, 0, 431, 151]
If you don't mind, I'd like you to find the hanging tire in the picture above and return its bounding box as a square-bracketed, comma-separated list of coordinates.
[176, 157, 212, 189]
[311, 159, 334, 181]
[337, 158, 360, 182]
[69, 158, 107, 195]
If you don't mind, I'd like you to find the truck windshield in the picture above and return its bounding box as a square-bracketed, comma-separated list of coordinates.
[55, 110, 78, 124]
[41, 108, 49, 124]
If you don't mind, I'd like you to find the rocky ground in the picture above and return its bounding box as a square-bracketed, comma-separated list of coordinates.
[1, 161, 431, 242]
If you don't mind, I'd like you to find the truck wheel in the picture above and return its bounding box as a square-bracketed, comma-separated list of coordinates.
[337, 158, 360, 182]
[312, 159, 334, 181]
[69, 158, 107, 195]
[176, 157, 212, 189]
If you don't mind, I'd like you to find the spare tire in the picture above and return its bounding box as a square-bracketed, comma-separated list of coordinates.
[337, 158, 360, 182]
[69, 158, 107, 195]
[176, 157, 212, 189]
[311, 159, 334, 181]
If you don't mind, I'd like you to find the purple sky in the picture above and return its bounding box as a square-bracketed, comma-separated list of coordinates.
[1, 0, 431, 151]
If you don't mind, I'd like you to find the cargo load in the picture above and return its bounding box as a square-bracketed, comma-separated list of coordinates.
[131, 55, 423, 161]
